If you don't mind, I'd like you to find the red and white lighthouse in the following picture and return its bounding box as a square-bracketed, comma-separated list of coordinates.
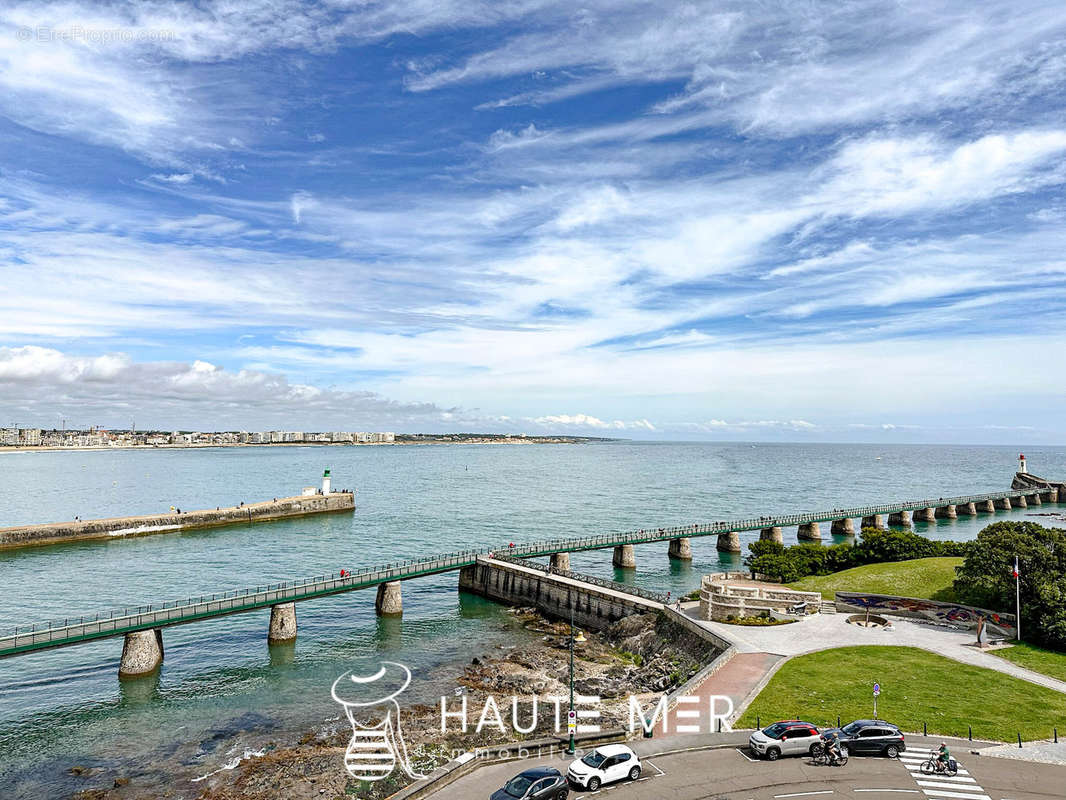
[1019, 453, 1027, 474]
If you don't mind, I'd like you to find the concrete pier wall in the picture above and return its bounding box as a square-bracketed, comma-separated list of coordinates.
[935, 504, 957, 519]
[119, 629, 164, 678]
[860, 514, 885, 530]
[0, 491, 356, 550]
[458, 558, 656, 631]
[888, 510, 912, 526]
[549, 552, 571, 571]
[268, 602, 298, 643]
[716, 531, 741, 552]
[995, 498, 1012, 510]
[830, 518, 855, 536]
[797, 522, 821, 541]
[957, 502, 977, 516]
[612, 544, 636, 568]
[668, 537, 693, 560]
[375, 581, 403, 616]
[759, 527, 783, 544]
[914, 507, 936, 522]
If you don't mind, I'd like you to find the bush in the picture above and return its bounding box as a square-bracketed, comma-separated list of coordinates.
[746, 527, 967, 584]
[954, 521, 1066, 651]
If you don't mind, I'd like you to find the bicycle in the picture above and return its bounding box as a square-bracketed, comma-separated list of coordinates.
[919, 750, 957, 777]
[812, 748, 848, 767]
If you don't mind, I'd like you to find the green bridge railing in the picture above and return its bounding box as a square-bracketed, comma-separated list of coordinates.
[0, 486, 1054, 658]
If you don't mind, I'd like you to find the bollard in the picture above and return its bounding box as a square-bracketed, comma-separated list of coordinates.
[923, 722, 927, 736]
[837, 715, 841, 728]
[1055, 727, 1059, 744]
[717, 718, 722, 733]
[757, 715, 760, 729]
[1018, 732, 1022, 749]
[968, 725, 972, 741]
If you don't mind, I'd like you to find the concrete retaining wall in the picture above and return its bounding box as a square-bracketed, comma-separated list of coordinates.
[0, 492, 355, 550]
[699, 574, 820, 621]
[458, 558, 657, 631]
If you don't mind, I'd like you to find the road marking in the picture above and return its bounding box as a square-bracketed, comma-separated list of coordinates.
[854, 790, 921, 794]
[913, 775, 977, 783]
[774, 792, 835, 798]
[736, 747, 759, 762]
[906, 768, 972, 776]
[920, 792, 991, 800]
[916, 781, 983, 791]
[644, 759, 666, 776]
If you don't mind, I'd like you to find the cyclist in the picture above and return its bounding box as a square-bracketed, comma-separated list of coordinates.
[936, 742, 951, 771]
[825, 734, 843, 764]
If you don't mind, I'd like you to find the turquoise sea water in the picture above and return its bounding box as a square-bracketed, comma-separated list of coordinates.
[1, 441, 1064, 797]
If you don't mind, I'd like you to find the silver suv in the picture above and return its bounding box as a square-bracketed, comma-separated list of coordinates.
[749, 720, 823, 760]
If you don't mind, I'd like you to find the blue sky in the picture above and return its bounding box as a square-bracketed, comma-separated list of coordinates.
[2, 1, 1066, 442]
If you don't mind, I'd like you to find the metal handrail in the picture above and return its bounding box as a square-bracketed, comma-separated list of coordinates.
[1, 486, 1050, 648]
[487, 553, 669, 604]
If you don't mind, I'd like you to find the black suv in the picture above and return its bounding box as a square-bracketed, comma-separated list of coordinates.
[825, 720, 906, 757]
[491, 766, 569, 800]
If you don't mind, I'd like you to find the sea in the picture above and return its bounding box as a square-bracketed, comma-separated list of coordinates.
[1, 441, 1064, 797]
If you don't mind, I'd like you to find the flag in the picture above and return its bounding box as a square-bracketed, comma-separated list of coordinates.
[1012, 557, 1019, 580]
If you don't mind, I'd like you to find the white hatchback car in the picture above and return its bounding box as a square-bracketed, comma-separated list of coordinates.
[566, 743, 641, 791]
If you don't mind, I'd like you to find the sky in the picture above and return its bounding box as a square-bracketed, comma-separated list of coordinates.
[2, 1, 1066, 442]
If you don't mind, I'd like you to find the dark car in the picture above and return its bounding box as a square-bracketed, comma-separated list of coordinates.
[490, 766, 569, 800]
[824, 720, 906, 758]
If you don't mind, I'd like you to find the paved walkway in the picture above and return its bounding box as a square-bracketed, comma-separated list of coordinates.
[979, 739, 1066, 766]
[683, 607, 1066, 694]
[665, 651, 783, 732]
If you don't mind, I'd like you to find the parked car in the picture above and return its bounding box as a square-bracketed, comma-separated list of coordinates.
[823, 720, 906, 757]
[566, 743, 641, 791]
[749, 720, 823, 760]
[491, 766, 569, 800]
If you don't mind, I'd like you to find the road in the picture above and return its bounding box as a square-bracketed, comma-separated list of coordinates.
[425, 736, 1066, 800]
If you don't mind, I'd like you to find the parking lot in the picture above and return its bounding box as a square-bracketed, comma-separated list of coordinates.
[425, 736, 1066, 800]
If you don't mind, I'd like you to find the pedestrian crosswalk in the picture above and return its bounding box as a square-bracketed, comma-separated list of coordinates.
[897, 751, 992, 800]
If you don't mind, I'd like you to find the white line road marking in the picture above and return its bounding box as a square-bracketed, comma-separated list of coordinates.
[854, 790, 921, 794]
[774, 792, 835, 798]
[920, 792, 991, 800]
[912, 775, 977, 783]
[916, 781, 984, 791]
[644, 759, 666, 776]
[907, 769, 972, 777]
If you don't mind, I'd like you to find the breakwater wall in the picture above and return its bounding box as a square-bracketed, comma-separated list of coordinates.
[0, 491, 355, 550]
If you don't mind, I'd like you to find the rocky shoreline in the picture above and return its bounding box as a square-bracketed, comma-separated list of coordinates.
[70, 608, 715, 800]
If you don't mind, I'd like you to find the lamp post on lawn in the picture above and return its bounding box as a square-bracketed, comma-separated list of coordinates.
[567, 599, 587, 755]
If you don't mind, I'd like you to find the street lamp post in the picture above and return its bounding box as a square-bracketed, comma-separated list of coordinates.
[566, 599, 586, 755]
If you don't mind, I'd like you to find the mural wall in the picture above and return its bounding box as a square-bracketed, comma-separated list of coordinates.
[835, 592, 1016, 637]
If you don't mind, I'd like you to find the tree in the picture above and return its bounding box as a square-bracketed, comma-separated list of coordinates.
[954, 521, 1066, 650]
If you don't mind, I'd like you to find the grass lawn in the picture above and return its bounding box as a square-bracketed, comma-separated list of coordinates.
[992, 641, 1066, 682]
[736, 645, 1066, 742]
[788, 557, 962, 601]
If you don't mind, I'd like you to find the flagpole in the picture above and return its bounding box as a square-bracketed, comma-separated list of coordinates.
[1015, 556, 1021, 642]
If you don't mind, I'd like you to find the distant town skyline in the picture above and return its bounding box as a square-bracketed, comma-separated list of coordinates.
[3, 3, 1066, 443]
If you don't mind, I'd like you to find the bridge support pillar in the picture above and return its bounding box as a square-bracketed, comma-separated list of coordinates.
[980, 499, 996, 512]
[268, 602, 297, 643]
[550, 552, 571, 571]
[935, 504, 957, 519]
[995, 497, 1012, 510]
[1049, 488, 1059, 502]
[957, 502, 977, 516]
[914, 507, 936, 522]
[1015, 495, 1028, 509]
[888, 510, 912, 527]
[716, 532, 741, 553]
[119, 629, 164, 678]
[759, 527, 783, 544]
[797, 522, 821, 541]
[861, 514, 886, 530]
[612, 544, 636, 569]
[1029, 493, 1041, 506]
[830, 518, 855, 536]
[668, 537, 693, 560]
[375, 581, 403, 616]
